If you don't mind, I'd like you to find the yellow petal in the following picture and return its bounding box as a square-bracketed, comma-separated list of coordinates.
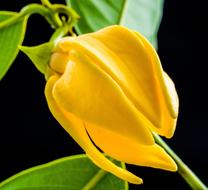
[52, 49, 155, 145]
[57, 25, 178, 138]
[58, 26, 163, 130]
[61, 25, 178, 138]
[135, 31, 179, 118]
[45, 76, 143, 184]
[49, 52, 69, 74]
[162, 72, 179, 119]
[135, 32, 179, 137]
[85, 122, 177, 171]
[77, 25, 178, 138]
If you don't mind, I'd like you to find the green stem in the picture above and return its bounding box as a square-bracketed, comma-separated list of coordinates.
[0, 4, 61, 29]
[51, 4, 80, 32]
[153, 133, 208, 190]
[82, 169, 107, 190]
[50, 25, 69, 43]
[41, 0, 53, 8]
[0, 2, 79, 32]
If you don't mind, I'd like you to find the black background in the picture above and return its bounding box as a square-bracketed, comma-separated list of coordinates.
[0, 1, 206, 190]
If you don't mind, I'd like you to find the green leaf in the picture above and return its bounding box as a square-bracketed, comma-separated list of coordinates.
[0, 11, 27, 80]
[0, 154, 128, 190]
[19, 42, 55, 74]
[67, 0, 164, 48]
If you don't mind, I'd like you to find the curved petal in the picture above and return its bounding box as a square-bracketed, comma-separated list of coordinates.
[135, 32, 179, 137]
[135, 32, 179, 118]
[59, 25, 178, 138]
[77, 25, 178, 138]
[58, 26, 163, 130]
[45, 76, 143, 184]
[52, 49, 155, 145]
[85, 122, 177, 171]
[49, 52, 69, 74]
[162, 72, 179, 119]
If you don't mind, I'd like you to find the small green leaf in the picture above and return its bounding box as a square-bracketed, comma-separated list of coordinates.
[19, 42, 55, 74]
[67, 0, 164, 48]
[0, 11, 27, 80]
[0, 154, 128, 190]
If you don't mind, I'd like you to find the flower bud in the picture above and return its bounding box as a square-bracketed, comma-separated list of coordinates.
[45, 25, 179, 184]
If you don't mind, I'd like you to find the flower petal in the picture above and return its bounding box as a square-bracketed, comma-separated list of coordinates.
[61, 25, 178, 138]
[85, 122, 177, 171]
[135, 31, 179, 118]
[135, 32, 179, 137]
[52, 49, 155, 145]
[58, 26, 163, 130]
[45, 76, 143, 184]
[49, 52, 69, 74]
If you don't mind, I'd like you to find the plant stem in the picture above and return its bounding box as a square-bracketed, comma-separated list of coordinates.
[0, 3, 79, 30]
[51, 4, 80, 31]
[41, 0, 52, 8]
[49, 25, 68, 43]
[82, 169, 107, 190]
[153, 133, 208, 190]
[0, 4, 60, 29]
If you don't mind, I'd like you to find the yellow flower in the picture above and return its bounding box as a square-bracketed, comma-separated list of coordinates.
[45, 25, 179, 184]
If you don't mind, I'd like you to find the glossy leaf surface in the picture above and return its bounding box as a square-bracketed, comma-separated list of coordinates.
[0, 11, 27, 80]
[67, 0, 164, 47]
[0, 154, 128, 190]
